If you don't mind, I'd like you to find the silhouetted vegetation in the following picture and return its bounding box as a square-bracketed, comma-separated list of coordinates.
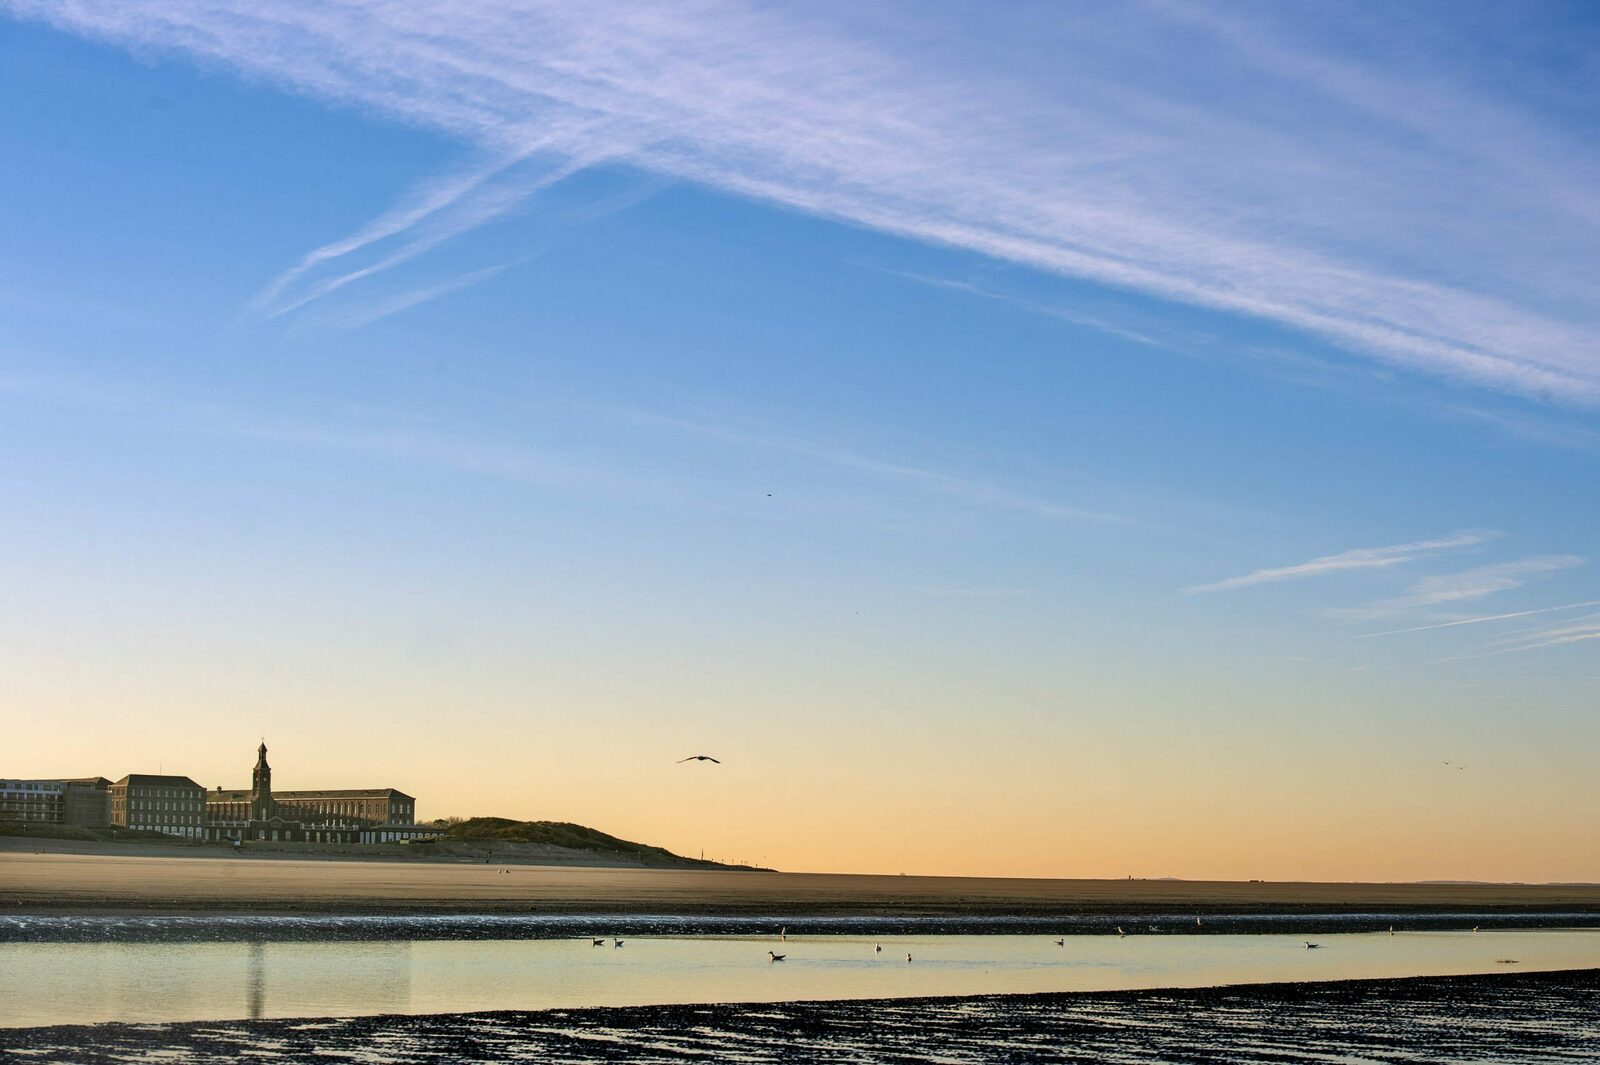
[440, 817, 749, 867]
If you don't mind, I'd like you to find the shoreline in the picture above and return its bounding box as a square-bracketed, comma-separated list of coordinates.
[5, 969, 1597, 1062]
[8, 912, 1600, 941]
[7, 847, 1600, 922]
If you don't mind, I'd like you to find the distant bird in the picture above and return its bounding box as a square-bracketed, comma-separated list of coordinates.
[906, 953, 913, 963]
[768, 951, 786, 962]
[1305, 942, 1321, 949]
[678, 755, 722, 764]
[875, 944, 882, 953]
[614, 939, 624, 948]
[1054, 938, 1065, 947]
[780, 926, 787, 941]
[1389, 926, 1395, 936]
[1473, 926, 1480, 933]
[1495, 958, 1520, 964]
[592, 938, 605, 946]
[1195, 917, 1202, 927]
[1116, 927, 1127, 937]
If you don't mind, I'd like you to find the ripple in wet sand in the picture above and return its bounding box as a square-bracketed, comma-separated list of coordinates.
[4, 969, 1598, 1063]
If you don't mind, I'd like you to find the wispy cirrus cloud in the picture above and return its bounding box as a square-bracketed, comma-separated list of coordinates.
[1183, 531, 1493, 595]
[7, 1, 1600, 400]
[1443, 614, 1600, 661]
[1354, 600, 1600, 639]
[259, 151, 603, 319]
[1330, 555, 1586, 620]
[321, 255, 536, 329]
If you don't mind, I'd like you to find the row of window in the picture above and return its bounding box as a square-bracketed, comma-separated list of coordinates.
[123, 787, 200, 799]
[115, 800, 201, 812]
[132, 825, 203, 839]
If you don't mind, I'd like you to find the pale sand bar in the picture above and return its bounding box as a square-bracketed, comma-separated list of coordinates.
[5, 849, 1600, 918]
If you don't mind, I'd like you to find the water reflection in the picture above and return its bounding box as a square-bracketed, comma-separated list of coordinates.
[3, 930, 1597, 1028]
[245, 942, 263, 1019]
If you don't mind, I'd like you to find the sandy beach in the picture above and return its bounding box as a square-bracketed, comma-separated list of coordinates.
[5, 847, 1600, 919]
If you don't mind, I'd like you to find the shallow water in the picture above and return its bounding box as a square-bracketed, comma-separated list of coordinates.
[5, 911, 1596, 942]
[4, 929, 1598, 1028]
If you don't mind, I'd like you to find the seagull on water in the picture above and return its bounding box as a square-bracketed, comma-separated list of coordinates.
[591, 938, 605, 946]
[875, 944, 882, 953]
[678, 755, 722, 764]
[1305, 942, 1321, 949]
[906, 953, 913, 963]
[1055, 939, 1065, 947]
[614, 939, 625, 948]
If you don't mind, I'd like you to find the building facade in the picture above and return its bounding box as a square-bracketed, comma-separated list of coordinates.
[60, 777, 112, 827]
[110, 774, 206, 838]
[1, 778, 112, 827]
[203, 742, 431, 844]
[1, 780, 65, 823]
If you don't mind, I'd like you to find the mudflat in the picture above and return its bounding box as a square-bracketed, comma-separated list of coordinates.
[4, 848, 1600, 918]
[5, 971, 1598, 1062]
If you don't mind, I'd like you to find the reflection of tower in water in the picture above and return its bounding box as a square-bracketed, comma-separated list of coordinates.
[237, 941, 413, 1020]
[246, 942, 266, 1019]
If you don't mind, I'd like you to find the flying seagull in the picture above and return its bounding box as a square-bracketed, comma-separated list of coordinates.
[678, 755, 722, 764]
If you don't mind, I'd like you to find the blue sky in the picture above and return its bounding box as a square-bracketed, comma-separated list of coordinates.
[2, 2, 1598, 878]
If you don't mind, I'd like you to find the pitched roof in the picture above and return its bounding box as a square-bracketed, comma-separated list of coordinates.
[114, 774, 203, 789]
[275, 789, 414, 800]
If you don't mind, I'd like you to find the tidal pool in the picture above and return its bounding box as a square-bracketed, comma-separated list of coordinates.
[4, 929, 1597, 1028]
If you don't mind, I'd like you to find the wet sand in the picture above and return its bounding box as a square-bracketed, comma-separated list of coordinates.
[5, 849, 1600, 919]
[5, 969, 1596, 1063]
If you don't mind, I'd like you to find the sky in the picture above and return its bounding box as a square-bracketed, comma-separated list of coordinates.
[2, 1, 1598, 882]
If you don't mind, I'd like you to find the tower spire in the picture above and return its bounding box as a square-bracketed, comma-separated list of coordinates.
[251, 739, 274, 821]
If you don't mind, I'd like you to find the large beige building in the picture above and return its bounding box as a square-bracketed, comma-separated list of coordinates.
[204, 742, 428, 844]
[110, 774, 206, 838]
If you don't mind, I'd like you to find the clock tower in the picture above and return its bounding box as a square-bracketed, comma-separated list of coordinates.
[251, 740, 274, 821]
